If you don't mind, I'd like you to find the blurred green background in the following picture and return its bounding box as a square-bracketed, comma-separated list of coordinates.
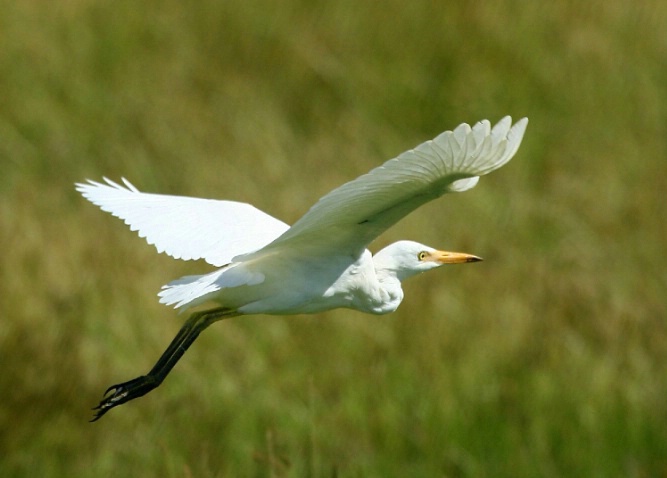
[1, 0, 666, 476]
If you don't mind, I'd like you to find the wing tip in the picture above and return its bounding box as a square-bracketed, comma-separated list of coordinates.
[75, 177, 141, 195]
[478, 116, 529, 173]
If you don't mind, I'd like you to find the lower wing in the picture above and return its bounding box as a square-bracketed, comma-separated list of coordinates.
[76, 178, 290, 267]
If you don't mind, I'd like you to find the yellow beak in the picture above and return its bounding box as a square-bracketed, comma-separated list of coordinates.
[430, 250, 483, 264]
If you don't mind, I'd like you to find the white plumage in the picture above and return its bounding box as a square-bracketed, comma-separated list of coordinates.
[78, 116, 528, 420]
[78, 117, 526, 313]
[76, 177, 289, 266]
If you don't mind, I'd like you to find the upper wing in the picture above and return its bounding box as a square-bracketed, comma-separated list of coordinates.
[76, 178, 290, 267]
[243, 117, 527, 260]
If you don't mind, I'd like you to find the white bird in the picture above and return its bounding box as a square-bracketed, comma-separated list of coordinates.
[77, 116, 527, 420]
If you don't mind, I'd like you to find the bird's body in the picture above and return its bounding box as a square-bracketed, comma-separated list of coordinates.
[158, 242, 440, 315]
[166, 248, 387, 315]
[77, 116, 527, 420]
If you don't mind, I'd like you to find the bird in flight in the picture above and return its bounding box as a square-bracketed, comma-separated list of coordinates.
[77, 116, 527, 421]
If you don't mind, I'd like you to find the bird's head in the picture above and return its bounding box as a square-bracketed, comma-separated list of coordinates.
[373, 240, 482, 282]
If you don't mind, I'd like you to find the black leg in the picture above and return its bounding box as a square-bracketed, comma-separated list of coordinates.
[91, 307, 240, 422]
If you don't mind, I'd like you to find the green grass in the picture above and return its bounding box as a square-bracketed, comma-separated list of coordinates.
[1, 0, 666, 476]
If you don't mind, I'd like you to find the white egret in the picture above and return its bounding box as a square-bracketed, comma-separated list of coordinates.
[77, 116, 527, 420]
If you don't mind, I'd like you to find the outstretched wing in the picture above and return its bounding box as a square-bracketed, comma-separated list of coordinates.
[76, 178, 289, 267]
[244, 116, 527, 260]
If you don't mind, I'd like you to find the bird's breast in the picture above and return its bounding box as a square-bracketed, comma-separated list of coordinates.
[236, 250, 393, 316]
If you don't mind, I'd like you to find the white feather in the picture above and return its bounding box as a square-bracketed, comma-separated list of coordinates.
[243, 116, 528, 260]
[75, 178, 289, 267]
[78, 117, 527, 310]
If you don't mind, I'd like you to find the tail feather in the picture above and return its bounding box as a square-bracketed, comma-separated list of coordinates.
[158, 270, 226, 310]
[158, 263, 265, 310]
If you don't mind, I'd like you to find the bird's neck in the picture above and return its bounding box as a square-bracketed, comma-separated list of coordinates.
[368, 268, 404, 315]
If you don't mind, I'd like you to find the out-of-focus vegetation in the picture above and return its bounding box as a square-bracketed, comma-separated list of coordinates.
[1, 0, 666, 476]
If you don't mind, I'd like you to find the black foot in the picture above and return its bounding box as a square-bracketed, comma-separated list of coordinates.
[89, 307, 240, 422]
[90, 375, 159, 422]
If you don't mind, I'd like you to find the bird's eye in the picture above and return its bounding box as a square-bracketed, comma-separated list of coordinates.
[418, 251, 428, 261]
